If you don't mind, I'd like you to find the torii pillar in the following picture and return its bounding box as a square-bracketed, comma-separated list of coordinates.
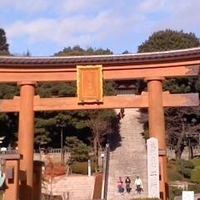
[145, 77, 168, 200]
[18, 82, 36, 200]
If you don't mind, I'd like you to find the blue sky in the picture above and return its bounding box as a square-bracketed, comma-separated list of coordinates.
[1, 0, 200, 56]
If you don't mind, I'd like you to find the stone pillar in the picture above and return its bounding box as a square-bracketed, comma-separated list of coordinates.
[145, 77, 168, 200]
[3, 154, 21, 200]
[18, 81, 36, 200]
[33, 161, 44, 200]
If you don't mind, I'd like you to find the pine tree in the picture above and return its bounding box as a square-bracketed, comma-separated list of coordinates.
[0, 28, 9, 55]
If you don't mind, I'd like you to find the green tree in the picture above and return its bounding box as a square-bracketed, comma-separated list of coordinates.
[54, 45, 113, 56]
[137, 29, 200, 160]
[165, 107, 200, 160]
[0, 28, 9, 55]
[0, 84, 19, 147]
[36, 82, 76, 98]
[0, 46, 117, 151]
[191, 167, 200, 183]
[0, 29, 16, 145]
[86, 109, 117, 172]
[65, 136, 91, 163]
[177, 159, 194, 179]
[33, 47, 117, 149]
[138, 29, 200, 53]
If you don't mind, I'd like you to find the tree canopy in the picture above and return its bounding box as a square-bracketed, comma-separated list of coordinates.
[138, 29, 200, 53]
[0, 28, 9, 55]
[33, 46, 118, 156]
[137, 29, 200, 160]
[0, 42, 118, 153]
[54, 45, 113, 56]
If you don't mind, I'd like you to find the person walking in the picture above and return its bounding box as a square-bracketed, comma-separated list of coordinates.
[134, 175, 143, 194]
[125, 176, 131, 193]
[117, 177, 124, 194]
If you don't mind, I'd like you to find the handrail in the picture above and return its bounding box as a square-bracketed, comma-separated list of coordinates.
[101, 144, 110, 200]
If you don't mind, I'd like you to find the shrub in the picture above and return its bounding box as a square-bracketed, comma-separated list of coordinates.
[177, 159, 194, 169]
[169, 186, 182, 200]
[44, 160, 66, 176]
[191, 166, 200, 183]
[177, 159, 194, 179]
[65, 136, 91, 163]
[167, 159, 182, 181]
[180, 168, 193, 179]
[188, 183, 200, 193]
[168, 170, 182, 181]
[41, 194, 63, 200]
[71, 162, 95, 175]
[192, 158, 200, 167]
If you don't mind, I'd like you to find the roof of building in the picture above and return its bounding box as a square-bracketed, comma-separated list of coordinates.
[0, 47, 200, 67]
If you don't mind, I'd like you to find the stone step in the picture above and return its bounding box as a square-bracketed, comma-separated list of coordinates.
[42, 175, 95, 200]
[107, 108, 148, 200]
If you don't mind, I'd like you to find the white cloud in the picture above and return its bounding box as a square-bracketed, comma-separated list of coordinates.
[56, 0, 109, 15]
[0, 0, 56, 14]
[2, 0, 200, 56]
[139, 0, 169, 13]
[150, 0, 200, 34]
[6, 3, 139, 46]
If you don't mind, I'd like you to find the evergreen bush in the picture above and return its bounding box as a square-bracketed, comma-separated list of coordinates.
[192, 158, 200, 167]
[188, 183, 200, 193]
[177, 159, 194, 169]
[177, 159, 194, 178]
[167, 159, 183, 181]
[191, 166, 200, 183]
[71, 162, 95, 175]
[168, 170, 182, 181]
[169, 186, 182, 200]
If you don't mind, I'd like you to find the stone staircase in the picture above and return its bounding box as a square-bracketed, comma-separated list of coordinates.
[42, 174, 95, 200]
[107, 108, 148, 200]
[41, 108, 147, 200]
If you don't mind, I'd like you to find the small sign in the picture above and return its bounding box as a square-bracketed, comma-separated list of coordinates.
[182, 191, 194, 200]
[77, 65, 103, 103]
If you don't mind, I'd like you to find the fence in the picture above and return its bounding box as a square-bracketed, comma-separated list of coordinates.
[34, 148, 70, 163]
[167, 145, 200, 160]
[34, 145, 200, 164]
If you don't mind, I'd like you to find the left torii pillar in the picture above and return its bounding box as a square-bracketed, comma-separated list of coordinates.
[18, 81, 36, 200]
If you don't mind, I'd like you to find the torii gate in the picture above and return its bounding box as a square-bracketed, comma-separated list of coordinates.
[0, 47, 200, 200]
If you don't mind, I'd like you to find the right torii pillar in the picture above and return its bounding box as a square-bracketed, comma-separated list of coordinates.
[145, 76, 168, 200]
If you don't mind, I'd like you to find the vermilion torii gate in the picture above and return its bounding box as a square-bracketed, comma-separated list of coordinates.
[0, 47, 200, 200]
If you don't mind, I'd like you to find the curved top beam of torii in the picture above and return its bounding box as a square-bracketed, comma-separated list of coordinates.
[1, 47, 197, 200]
[0, 47, 199, 83]
[0, 47, 199, 112]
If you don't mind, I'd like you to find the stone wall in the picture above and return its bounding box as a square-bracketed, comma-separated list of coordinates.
[167, 146, 200, 160]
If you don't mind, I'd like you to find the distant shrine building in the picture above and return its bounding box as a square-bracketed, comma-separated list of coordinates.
[116, 80, 139, 95]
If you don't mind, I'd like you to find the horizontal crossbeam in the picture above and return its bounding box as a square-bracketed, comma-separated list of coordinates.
[0, 64, 198, 83]
[0, 93, 198, 112]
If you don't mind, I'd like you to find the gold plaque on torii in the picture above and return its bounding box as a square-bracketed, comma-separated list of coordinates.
[77, 65, 103, 103]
